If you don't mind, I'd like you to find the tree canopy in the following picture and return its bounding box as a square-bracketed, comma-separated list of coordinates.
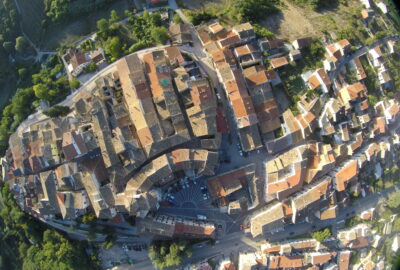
[387, 192, 400, 209]
[149, 240, 192, 269]
[15, 36, 28, 53]
[0, 182, 98, 270]
[43, 105, 71, 118]
[231, 0, 279, 23]
[312, 228, 331, 242]
[151, 26, 169, 44]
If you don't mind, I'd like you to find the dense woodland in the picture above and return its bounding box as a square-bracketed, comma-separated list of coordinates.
[43, 0, 116, 23]
[0, 182, 98, 270]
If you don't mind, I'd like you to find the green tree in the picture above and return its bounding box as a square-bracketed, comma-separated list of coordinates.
[253, 24, 275, 39]
[18, 68, 28, 79]
[33, 83, 52, 100]
[84, 62, 97, 73]
[43, 105, 71, 118]
[15, 36, 28, 53]
[3, 41, 14, 54]
[109, 10, 121, 23]
[387, 192, 400, 209]
[151, 13, 162, 26]
[151, 26, 169, 44]
[173, 14, 184, 24]
[149, 240, 192, 269]
[312, 228, 331, 242]
[231, 0, 279, 23]
[69, 78, 80, 89]
[104, 36, 122, 60]
[97, 18, 109, 32]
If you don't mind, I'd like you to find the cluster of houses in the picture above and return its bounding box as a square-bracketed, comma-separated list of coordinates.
[62, 47, 106, 77]
[1, 46, 229, 238]
[197, 21, 284, 152]
[247, 31, 400, 238]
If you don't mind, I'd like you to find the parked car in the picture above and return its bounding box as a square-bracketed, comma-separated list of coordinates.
[197, 215, 207, 220]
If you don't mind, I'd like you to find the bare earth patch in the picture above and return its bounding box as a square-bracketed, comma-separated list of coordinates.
[262, 0, 363, 40]
[262, 1, 317, 41]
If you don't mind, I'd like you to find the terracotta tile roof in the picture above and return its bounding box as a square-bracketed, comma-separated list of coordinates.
[269, 39, 285, 49]
[208, 22, 224, 34]
[353, 58, 367, 79]
[293, 37, 313, 49]
[235, 44, 252, 57]
[212, 49, 236, 67]
[232, 96, 256, 118]
[335, 160, 358, 192]
[360, 99, 369, 111]
[270, 57, 289, 68]
[269, 256, 303, 269]
[372, 46, 383, 57]
[338, 39, 351, 49]
[207, 168, 246, 198]
[338, 251, 351, 270]
[349, 236, 368, 249]
[360, 208, 374, 220]
[339, 82, 367, 103]
[388, 101, 399, 117]
[317, 69, 331, 87]
[198, 28, 212, 45]
[309, 74, 321, 89]
[221, 263, 236, 270]
[361, 9, 370, 19]
[312, 253, 333, 265]
[190, 83, 213, 106]
[347, 82, 367, 99]
[174, 222, 215, 236]
[204, 42, 220, 54]
[218, 31, 240, 48]
[374, 117, 386, 134]
[263, 245, 281, 253]
[267, 180, 290, 194]
[319, 206, 338, 220]
[245, 69, 277, 87]
[165, 46, 185, 65]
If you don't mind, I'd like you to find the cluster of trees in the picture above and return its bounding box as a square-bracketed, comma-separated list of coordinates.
[253, 24, 275, 39]
[228, 0, 280, 23]
[43, 0, 116, 23]
[312, 228, 331, 242]
[32, 56, 70, 103]
[0, 0, 21, 83]
[186, 10, 217, 26]
[43, 105, 71, 118]
[0, 54, 72, 156]
[96, 9, 169, 62]
[386, 192, 400, 209]
[0, 182, 98, 270]
[383, 49, 400, 96]
[149, 240, 192, 269]
[186, 0, 280, 26]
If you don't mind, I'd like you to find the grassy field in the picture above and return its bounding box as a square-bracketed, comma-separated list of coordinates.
[16, 0, 132, 49]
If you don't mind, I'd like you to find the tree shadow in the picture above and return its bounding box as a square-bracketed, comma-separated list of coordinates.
[260, 9, 284, 37]
[315, 0, 341, 14]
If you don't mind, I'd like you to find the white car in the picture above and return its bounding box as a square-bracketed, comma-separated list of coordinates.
[203, 194, 208, 200]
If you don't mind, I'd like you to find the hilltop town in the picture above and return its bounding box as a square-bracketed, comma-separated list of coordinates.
[1, 0, 400, 269]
